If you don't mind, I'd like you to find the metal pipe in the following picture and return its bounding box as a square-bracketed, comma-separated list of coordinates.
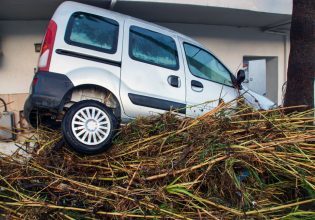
[262, 21, 291, 32]
[109, 0, 117, 10]
[0, 98, 7, 112]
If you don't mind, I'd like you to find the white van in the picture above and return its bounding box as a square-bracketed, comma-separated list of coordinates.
[24, 1, 275, 154]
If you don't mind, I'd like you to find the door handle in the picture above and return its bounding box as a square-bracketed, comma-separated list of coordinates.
[191, 80, 203, 92]
[168, 75, 181, 88]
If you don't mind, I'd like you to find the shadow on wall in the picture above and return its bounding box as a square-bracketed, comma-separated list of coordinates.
[243, 56, 278, 104]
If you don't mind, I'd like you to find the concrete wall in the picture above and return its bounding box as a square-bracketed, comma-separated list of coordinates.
[0, 21, 47, 94]
[125, 0, 293, 15]
[160, 23, 288, 104]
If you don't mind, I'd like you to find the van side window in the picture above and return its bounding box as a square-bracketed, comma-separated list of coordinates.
[129, 26, 179, 70]
[183, 43, 233, 87]
[65, 12, 119, 54]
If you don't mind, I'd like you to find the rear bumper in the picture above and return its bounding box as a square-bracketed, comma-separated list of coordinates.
[24, 71, 74, 126]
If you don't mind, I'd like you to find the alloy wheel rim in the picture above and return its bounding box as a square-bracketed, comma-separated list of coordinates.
[71, 106, 111, 145]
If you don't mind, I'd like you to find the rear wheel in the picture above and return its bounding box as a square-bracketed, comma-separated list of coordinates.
[62, 100, 118, 154]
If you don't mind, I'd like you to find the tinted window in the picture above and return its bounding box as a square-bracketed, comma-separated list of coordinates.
[184, 43, 233, 86]
[129, 26, 179, 70]
[65, 12, 119, 54]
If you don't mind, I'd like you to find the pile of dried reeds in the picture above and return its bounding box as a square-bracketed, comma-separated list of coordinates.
[0, 100, 315, 219]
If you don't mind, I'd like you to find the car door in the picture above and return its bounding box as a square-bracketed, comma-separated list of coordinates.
[180, 41, 238, 117]
[120, 19, 186, 118]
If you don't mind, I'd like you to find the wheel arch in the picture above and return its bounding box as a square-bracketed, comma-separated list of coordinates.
[60, 84, 122, 120]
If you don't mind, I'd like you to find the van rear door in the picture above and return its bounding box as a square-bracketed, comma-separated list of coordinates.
[50, 7, 124, 91]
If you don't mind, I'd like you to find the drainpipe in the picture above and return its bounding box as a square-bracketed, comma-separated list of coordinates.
[109, 0, 117, 10]
[283, 35, 288, 82]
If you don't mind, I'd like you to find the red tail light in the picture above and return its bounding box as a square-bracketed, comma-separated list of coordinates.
[38, 20, 57, 72]
[32, 77, 39, 87]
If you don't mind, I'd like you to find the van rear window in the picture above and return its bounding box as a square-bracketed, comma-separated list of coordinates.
[65, 12, 119, 54]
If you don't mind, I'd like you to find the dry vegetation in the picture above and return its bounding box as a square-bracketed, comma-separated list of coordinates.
[0, 100, 315, 219]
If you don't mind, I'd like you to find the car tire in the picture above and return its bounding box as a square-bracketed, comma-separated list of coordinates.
[61, 100, 118, 154]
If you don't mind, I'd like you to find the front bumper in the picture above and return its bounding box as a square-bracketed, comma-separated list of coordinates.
[24, 71, 74, 127]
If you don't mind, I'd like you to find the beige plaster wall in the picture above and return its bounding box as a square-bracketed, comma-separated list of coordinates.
[0, 20, 47, 94]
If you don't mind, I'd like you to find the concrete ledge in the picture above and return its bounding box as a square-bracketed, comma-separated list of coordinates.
[0, 141, 21, 156]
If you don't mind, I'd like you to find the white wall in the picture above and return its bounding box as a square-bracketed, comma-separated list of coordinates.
[0, 20, 47, 94]
[159, 23, 288, 104]
[124, 0, 292, 15]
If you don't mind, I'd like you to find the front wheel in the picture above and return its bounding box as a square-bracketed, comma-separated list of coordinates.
[62, 100, 118, 154]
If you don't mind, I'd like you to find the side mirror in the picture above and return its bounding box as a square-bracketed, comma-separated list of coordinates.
[236, 70, 246, 86]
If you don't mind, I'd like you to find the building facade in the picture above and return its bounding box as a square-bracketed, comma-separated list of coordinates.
[0, 0, 292, 127]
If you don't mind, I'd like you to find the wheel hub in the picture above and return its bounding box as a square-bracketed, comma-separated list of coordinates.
[86, 119, 98, 132]
[71, 106, 111, 146]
